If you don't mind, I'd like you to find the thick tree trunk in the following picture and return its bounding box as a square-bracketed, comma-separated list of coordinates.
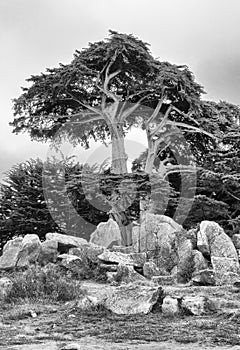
[111, 126, 128, 174]
[109, 124, 132, 245]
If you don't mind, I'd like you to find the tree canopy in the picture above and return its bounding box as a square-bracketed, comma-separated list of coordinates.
[7, 30, 240, 243]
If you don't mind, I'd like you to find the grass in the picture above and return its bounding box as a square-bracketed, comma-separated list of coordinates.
[5, 263, 85, 302]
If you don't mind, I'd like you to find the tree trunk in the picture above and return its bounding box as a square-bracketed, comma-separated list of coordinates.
[109, 124, 132, 245]
[145, 151, 155, 174]
[111, 125, 128, 174]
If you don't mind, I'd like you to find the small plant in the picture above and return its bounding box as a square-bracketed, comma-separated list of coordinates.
[6, 263, 85, 302]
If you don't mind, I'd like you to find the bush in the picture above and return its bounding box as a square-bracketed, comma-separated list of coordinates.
[6, 263, 85, 302]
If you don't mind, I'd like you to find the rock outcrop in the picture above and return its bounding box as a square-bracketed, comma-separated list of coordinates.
[0, 237, 23, 270]
[198, 221, 240, 284]
[90, 218, 121, 248]
[17, 234, 41, 268]
[97, 250, 146, 267]
[104, 282, 163, 315]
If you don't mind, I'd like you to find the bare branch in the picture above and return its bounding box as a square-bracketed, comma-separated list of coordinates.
[64, 89, 103, 117]
[167, 121, 217, 139]
[146, 90, 166, 126]
[171, 106, 200, 126]
[150, 105, 172, 137]
[119, 93, 152, 122]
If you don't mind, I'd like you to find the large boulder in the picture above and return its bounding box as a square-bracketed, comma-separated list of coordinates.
[89, 218, 121, 248]
[177, 238, 194, 283]
[197, 221, 239, 284]
[0, 277, 13, 300]
[154, 224, 178, 272]
[104, 282, 164, 315]
[133, 214, 181, 271]
[17, 234, 41, 268]
[198, 221, 238, 259]
[0, 237, 23, 270]
[45, 232, 88, 252]
[97, 250, 146, 267]
[211, 257, 240, 285]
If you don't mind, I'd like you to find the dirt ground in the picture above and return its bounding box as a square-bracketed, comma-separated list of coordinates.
[1, 283, 240, 349]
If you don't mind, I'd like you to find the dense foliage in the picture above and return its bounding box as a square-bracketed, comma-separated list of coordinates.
[2, 31, 239, 245]
[0, 158, 109, 249]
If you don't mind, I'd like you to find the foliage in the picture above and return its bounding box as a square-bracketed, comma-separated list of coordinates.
[0, 157, 109, 250]
[5, 263, 84, 302]
[11, 30, 206, 151]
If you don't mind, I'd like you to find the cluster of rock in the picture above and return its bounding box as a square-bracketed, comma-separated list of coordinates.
[92, 214, 240, 287]
[0, 214, 239, 315]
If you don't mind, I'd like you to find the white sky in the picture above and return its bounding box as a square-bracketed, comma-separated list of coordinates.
[1, 0, 240, 180]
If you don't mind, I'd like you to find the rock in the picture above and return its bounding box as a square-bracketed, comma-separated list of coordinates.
[162, 296, 179, 316]
[81, 281, 114, 305]
[104, 282, 164, 315]
[38, 240, 59, 265]
[77, 296, 98, 310]
[57, 254, 82, 270]
[132, 226, 141, 253]
[17, 234, 41, 268]
[154, 224, 178, 272]
[60, 343, 82, 350]
[181, 295, 215, 315]
[197, 226, 210, 256]
[114, 264, 147, 284]
[69, 244, 105, 264]
[133, 214, 181, 258]
[199, 221, 238, 259]
[192, 250, 209, 272]
[192, 269, 216, 286]
[186, 228, 198, 249]
[0, 237, 23, 270]
[110, 245, 134, 254]
[45, 232, 88, 252]
[89, 218, 121, 248]
[177, 239, 194, 283]
[211, 257, 240, 285]
[143, 261, 161, 279]
[97, 250, 146, 267]
[232, 234, 240, 249]
[136, 214, 181, 272]
[0, 277, 13, 300]
[197, 221, 239, 285]
[151, 274, 177, 286]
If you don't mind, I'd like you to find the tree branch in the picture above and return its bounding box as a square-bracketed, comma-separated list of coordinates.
[150, 105, 172, 137]
[145, 90, 166, 126]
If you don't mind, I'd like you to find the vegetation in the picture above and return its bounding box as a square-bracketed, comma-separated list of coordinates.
[5, 263, 84, 302]
[0, 30, 238, 245]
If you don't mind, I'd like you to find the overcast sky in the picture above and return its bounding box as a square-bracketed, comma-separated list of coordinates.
[1, 0, 240, 181]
